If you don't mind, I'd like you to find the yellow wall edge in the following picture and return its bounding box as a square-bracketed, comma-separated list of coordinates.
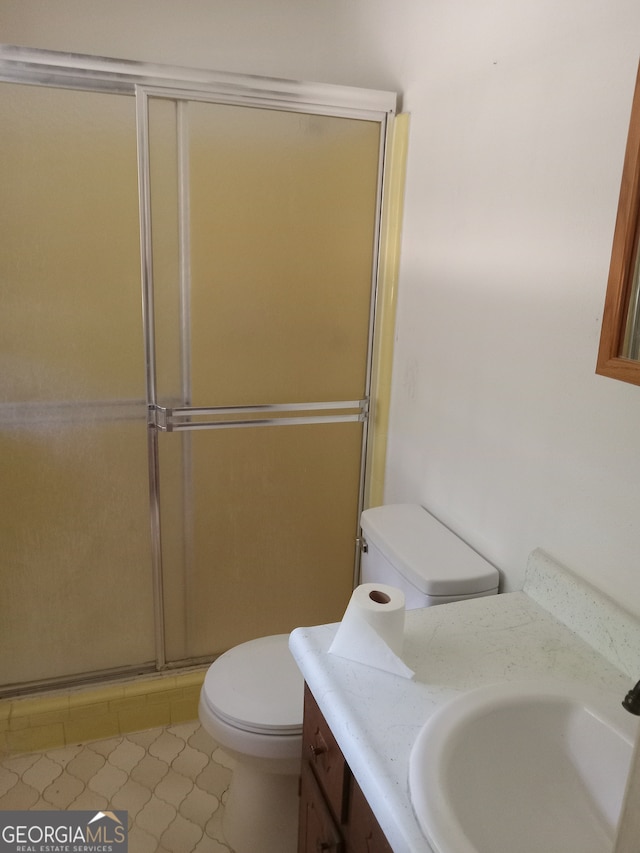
[365, 113, 410, 508]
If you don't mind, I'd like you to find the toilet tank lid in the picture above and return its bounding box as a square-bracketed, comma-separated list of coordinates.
[360, 504, 499, 596]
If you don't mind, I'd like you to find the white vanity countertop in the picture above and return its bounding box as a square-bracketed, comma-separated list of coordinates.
[289, 576, 636, 853]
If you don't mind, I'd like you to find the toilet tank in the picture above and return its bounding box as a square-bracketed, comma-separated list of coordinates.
[360, 504, 499, 609]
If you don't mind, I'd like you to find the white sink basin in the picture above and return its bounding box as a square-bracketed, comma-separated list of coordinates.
[409, 680, 638, 853]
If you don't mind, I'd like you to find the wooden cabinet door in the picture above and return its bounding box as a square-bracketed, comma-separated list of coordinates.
[299, 759, 345, 853]
[303, 683, 350, 823]
[346, 775, 393, 853]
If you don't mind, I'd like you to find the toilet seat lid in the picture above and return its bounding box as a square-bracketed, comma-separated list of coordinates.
[202, 634, 304, 735]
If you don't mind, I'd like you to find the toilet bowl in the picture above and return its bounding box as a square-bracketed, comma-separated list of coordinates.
[199, 633, 304, 853]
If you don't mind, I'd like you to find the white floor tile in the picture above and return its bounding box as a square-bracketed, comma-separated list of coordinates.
[0, 723, 235, 852]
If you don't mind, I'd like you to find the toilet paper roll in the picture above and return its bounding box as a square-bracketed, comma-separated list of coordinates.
[328, 583, 415, 679]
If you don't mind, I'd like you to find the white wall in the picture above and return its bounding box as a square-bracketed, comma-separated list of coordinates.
[381, 1, 640, 611]
[4, 0, 640, 614]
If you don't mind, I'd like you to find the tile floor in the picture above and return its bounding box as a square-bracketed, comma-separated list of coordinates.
[0, 721, 236, 852]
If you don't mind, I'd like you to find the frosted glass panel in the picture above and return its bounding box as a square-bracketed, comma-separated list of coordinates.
[148, 98, 183, 403]
[0, 419, 155, 685]
[187, 104, 381, 406]
[148, 99, 381, 407]
[160, 423, 362, 661]
[0, 84, 143, 404]
[0, 84, 154, 688]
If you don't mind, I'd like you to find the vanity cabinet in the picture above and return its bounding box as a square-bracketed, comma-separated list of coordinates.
[298, 683, 393, 853]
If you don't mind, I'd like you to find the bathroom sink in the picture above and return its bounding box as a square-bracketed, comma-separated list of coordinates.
[409, 680, 638, 853]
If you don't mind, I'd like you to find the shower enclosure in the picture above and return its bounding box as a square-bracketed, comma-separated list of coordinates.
[0, 46, 396, 694]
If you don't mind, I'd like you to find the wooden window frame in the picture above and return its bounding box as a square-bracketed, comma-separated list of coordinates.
[596, 61, 640, 386]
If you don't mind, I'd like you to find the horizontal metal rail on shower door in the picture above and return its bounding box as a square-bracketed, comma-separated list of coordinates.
[150, 399, 369, 432]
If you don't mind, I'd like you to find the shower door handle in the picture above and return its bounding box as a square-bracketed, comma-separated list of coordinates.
[149, 399, 368, 432]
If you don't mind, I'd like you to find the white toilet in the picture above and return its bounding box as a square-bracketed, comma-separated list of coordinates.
[198, 503, 499, 853]
[198, 634, 303, 853]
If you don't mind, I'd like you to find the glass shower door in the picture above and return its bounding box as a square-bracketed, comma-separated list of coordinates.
[0, 45, 396, 694]
[142, 93, 384, 662]
[0, 83, 156, 689]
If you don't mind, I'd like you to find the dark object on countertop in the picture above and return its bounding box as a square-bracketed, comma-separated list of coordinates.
[622, 680, 640, 715]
